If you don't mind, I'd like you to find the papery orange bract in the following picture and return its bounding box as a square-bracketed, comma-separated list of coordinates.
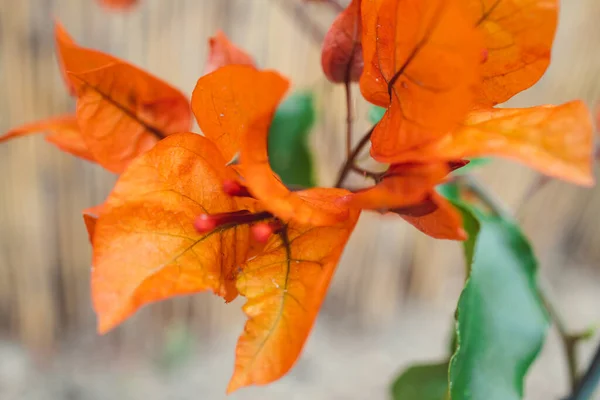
[55, 22, 116, 95]
[192, 65, 288, 162]
[0, 115, 94, 162]
[345, 162, 449, 210]
[204, 31, 256, 75]
[92, 133, 249, 334]
[393, 101, 595, 186]
[83, 204, 104, 244]
[360, 0, 482, 162]
[394, 193, 466, 240]
[321, 0, 363, 83]
[70, 62, 192, 173]
[228, 199, 360, 392]
[98, 0, 138, 9]
[467, 0, 558, 107]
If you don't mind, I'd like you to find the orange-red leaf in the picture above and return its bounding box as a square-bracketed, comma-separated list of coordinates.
[83, 204, 104, 244]
[0, 115, 94, 162]
[92, 133, 249, 334]
[321, 0, 363, 83]
[395, 101, 595, 186]
[191, 65, 287, 162]
[204, 31, 256, 75]
[55, 22, 116, 95]
[344, 162, 449, 211]
[467, 0, 558, 106]
[228, 200, 360, 392]
[394, 192, 466, 240]
[360, 0, 482, 162]
[70, 62, 192, 173]
[98, 0, 138, 9]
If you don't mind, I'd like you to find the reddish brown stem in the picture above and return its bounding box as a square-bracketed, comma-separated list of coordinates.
[335, 126, 374, 188]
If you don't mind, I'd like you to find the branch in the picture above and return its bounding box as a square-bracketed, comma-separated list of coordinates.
[334, 125, 374, 188]
[565, 341, 600, 400]
[344, 81, 353, 159]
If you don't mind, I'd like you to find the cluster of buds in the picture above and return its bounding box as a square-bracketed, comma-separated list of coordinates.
[193, 179, 284, 243]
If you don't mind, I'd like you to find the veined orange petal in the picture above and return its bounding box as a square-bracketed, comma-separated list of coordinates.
[360, 0, 483, 160]
[0, 115, 94, 162]
[204, 31, 256, 75]
[228, 205, 360, 392]
[92, 133, 248, 334]
[394, 192, 466, 240]
[394, 101, 595, 186]
[466, 0, 558, 106]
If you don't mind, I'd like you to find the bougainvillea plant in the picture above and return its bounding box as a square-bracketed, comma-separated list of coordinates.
[2, 0, 599, 398]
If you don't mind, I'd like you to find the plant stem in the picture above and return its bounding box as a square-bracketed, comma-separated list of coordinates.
[345, 80, 353, 160]
[460, 176, 512, 221]
[566, 342, 600, 400]
[334, 126, 374, 188]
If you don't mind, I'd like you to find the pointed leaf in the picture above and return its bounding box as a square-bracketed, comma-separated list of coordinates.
[467, 0, 558, 106]
[448, 202, 550, 400]
[345, 162, 449, 211]
[321, 0, 363, 83]
[0, 115, 94, 161]
[191, 65, 289, 162]
[204, 31, 256, 75]
[391, 362, 449, 400]
[92, 133, 249, 334]
[360, 0, 482, 161]
[395, 192, 466, 240]
[268, 91, 316, 187]
[394, 101, 595, 186]
[70, 62, 192, 173]
[227, 197, 359, 392]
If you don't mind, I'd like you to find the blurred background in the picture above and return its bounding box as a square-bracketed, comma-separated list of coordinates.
[1, 0, 600, 399]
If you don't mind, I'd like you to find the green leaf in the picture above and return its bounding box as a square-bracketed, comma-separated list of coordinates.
[368, 105, 386, 124]
[448, 203, 550, 400]
[268, 91, 316, 187]
[391, 362, 450, 400]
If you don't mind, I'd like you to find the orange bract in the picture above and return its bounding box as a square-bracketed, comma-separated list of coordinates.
[345, 162, 450, 211]
[360, 0, 482, 162]
[466, 0, 558, 106]
[0, 115, 94, 162]
[192, 65, 288, 162]
[321, 0, 363, 83]
[204, 31, 256, 75]
[393, 101, 595, 186]
[228, 204, 360, 392]
[92, 133, 249, 334]
[394, 192, 466, 240]
[70, 62, 192, 173]
[98, 0, 138, 9]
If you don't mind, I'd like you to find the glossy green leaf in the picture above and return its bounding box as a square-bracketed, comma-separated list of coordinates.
[391, 362, 449, 400]
[449, 202, 550, 400]
[368, 105, 386, 125]
[268, 91, 316, 187]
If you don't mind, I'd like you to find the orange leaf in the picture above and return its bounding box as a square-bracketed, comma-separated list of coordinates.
[228, 201, 360, 392]
[321, 0, 363, 83]
[83, 203, 104, 244]
[204, 31, 256, 75]
[344, 162, 449, 210]
[467, 0, 558, 106]
[92, 133, 249, 333]
[394, 192, 466, 240]
[98, 0, 138, 9]
[70, 62, 192, 173]
[55, 22, 116, 95]
[0, 115, 94, 162]
[360, 0, 482, 161]
[395, 101, 595, 186]
[191, 65, 288, 162]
